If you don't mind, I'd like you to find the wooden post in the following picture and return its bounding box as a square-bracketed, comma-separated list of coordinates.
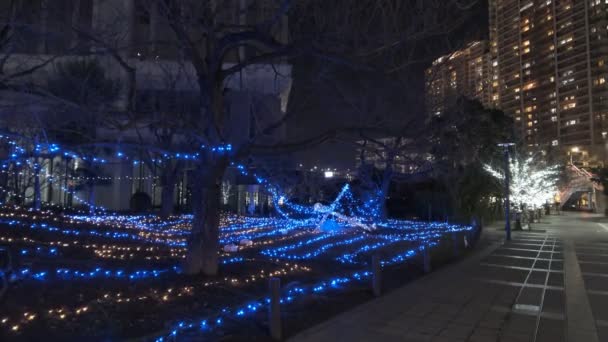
[372, 254, 381, 297]
[268, 277, 282, 340]
[452, 231, 460, 258]
[0, 247, 12, 300]
[423, 244, 432, 273]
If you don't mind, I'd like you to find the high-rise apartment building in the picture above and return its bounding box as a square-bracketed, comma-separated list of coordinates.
[425, 41, 495, 116]
[490, 0, 608, 162]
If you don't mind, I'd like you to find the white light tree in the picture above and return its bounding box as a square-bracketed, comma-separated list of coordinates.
[484, 157, 559, 211]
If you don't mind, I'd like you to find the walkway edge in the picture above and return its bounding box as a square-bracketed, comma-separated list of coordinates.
[289, 236, 503, 341]
[563, 241, 600, 342]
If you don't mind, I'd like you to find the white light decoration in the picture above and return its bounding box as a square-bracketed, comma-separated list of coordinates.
[485, 157, 559, 210]
[313, 202, 376, 232]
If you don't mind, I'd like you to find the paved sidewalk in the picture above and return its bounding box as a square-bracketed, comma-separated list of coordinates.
[290, 212, 608, 342]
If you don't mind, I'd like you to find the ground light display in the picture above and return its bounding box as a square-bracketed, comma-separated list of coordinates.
[0, 200, 475, 340]
[0, 137, 480, 339]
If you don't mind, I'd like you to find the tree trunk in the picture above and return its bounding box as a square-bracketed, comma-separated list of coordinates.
[88, 185, 95, 215]
[377, 166, 393, 221]
[159, 169, 177, 219]
[377, 180, 390, 221]
[64, 159, 69, 207]
[183, 164, 225, 276]
[13, 168, 20, 204]
[33, 160, 41, 210]
[160, 183, 175, 218]
[159, 161, 180, 218]
[47, 158, 53, 203]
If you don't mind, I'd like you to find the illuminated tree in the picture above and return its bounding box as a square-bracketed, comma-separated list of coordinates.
[0, 0, 482, 276]
[429, 98, 514, 222]
[484, 157, 559, 211]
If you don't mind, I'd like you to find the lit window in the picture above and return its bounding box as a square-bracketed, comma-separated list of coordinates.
[562, 78, 575, 86]
[552, 140, 559, 146]
[560, 36, 573, 45]
[450, 71, 457, 89]
[551, 116, 557, 122]
[603, 132, 608, 139]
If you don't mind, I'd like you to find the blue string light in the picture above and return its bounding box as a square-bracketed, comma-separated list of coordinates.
[16, 266, 179, 281]
[0, 137, 478, 338]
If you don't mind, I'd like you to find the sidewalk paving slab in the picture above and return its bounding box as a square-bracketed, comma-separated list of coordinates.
[290, 213, 608, 342]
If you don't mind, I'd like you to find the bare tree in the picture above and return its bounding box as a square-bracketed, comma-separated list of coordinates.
[0, 0, 480, 276]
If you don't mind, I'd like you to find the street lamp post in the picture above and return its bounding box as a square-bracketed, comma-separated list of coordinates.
[498, 143, 515, 241]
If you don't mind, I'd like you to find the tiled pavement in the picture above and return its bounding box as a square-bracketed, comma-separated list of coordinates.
[290, 213, 608, 342]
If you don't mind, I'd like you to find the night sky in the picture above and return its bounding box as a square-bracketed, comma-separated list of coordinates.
[288, 0, 489, 170]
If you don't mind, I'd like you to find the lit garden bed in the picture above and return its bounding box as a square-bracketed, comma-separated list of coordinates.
[0, 207, 474, 340]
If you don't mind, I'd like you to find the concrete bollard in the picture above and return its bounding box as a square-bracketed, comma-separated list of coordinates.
[268, 277, 282, 340]
[371, 254, 381, 297]
[423, 244, 432, 273]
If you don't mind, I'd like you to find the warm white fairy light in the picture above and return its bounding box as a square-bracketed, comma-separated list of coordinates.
[485, 157, 559, 209]
[0, 197, 473, 338]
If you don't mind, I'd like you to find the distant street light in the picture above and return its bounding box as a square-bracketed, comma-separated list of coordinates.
[498, 143, 515, 241]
